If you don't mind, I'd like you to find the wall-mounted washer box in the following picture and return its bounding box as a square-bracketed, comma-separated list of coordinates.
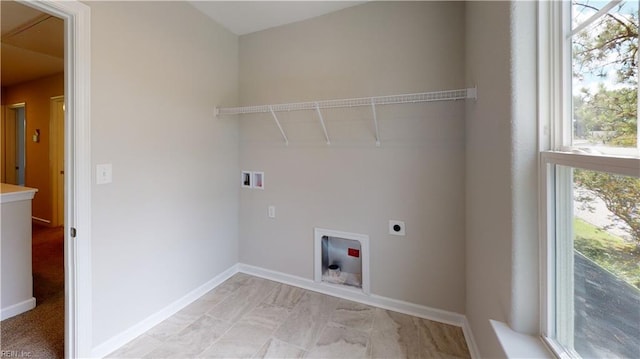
[241, 171, 252, 188]
[252, 172, 264, 189]
[241, 171, 264, 189]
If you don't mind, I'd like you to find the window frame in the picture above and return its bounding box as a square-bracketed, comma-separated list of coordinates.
[539, 0, 640, 357]
[540, 153, 639, 357]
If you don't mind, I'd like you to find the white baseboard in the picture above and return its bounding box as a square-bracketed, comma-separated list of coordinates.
[90, 264, 239, 358]
[462, 318, 482, 359]
[237, 263, 467, 328]
[1, 297, 36, 320]
[91, 262, 480, 359]
[240, 264, 481, 358]
[32, 216, 51, 224]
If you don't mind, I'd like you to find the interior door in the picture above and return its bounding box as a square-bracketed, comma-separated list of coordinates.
[15, 106, 25, 186]
[1, 104, 5, 183]
[3, 104, 25, 185]
[50, 96, 65, 227]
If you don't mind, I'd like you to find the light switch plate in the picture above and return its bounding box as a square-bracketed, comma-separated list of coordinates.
[96, 164, 112, 184]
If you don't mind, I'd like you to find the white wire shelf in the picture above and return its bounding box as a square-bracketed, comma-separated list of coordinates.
[216, 87, 477, 146]
[216, 87, 476, 116]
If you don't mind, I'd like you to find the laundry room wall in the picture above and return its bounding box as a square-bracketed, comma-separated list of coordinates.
[238, 1, 467, 313]
[88, 1, 239, 346]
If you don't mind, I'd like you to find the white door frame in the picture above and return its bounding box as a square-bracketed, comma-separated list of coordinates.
[50, 96, 65, 228]
[19, 1, 92, 357]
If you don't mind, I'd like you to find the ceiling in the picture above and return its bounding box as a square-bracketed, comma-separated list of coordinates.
[0, 1, 362, 87]
[188, 1, 364, 35]
[1, 1, 64, 87]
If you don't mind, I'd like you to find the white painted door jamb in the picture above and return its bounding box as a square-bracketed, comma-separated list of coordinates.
[18, 1, 92, 357]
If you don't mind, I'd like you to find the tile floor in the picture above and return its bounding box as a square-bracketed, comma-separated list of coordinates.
[107, 273, 471, 359]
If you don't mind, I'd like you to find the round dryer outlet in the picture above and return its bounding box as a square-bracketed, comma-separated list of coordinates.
[388, 220, 405, 236]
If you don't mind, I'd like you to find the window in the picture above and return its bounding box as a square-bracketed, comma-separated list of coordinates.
[570, 0, 638, 156]
[540, 1, 640, 358]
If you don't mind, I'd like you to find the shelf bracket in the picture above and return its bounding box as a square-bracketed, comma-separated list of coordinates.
[466, 86, 478, 100]
[371, 100, 381, 147]
[269, 106, 289, 146]
[315, 103, 331, 145]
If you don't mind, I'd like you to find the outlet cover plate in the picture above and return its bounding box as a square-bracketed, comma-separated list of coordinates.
[96, 163, 112, 184]
[389, 220, 405, 236]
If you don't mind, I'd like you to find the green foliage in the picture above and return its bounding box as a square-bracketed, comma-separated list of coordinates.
[574, 169, 640, 246]
[572, 1, 638, 147]
[574, 218, 640, 289]
[574, 86, 637, 146]
[573, 2, 638, 84]
[572, 3, 639, 250]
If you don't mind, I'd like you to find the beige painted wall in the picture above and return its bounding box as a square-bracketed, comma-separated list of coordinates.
[464, 3, 511, 355]
[3, 73, 64, 223]
[238, 2, 466, 313]
[465, 2, 539, 356]
[88, 1, 239, 346]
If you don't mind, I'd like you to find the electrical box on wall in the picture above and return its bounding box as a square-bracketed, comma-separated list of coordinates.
[241, 171, 264, 189]
[96, 164, 113, 185]
[389, 220, 405, 236]
[241, 171, 252, 188]
[253, 172, 264, 189]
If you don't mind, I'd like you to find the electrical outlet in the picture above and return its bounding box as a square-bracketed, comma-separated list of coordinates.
[389, 220, 405, 236]
[268, 206, 276, 218]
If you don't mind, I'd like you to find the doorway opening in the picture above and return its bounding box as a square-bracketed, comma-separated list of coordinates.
[2, 0, 91, 356]
[3, 104, 26, 186]
[22, 1, 93, 357]
[1, 1, 65, 357]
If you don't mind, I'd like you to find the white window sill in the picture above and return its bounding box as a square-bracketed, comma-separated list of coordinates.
[490, 320, 554, 359]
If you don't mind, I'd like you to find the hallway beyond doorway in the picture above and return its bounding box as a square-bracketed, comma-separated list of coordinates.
[0, 224, 64, 358]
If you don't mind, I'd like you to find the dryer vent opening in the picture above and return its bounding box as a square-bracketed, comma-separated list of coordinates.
[314, 228, 370, 294]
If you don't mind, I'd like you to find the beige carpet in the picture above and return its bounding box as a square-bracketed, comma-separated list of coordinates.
[1, 225, 64, 359]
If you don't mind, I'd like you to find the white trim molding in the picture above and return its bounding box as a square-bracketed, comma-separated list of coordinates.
[94, 263, 481, 359]
[542, 151, 640, 177]
[19, 0, 93, 357]
[238, 263, 481, 358]
[32, 216, 51, 224]
[491, 320, 553, 358]
[0, 298, 36, 321]
[91, 265, 239, 358]
[461, 318, 481, 359]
